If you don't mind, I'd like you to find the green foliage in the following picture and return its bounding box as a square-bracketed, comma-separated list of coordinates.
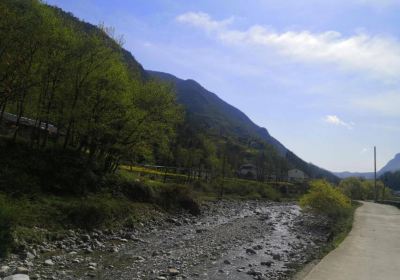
[0, 0, 182, 173]
[339, 177, 391, 201]
[213, 179, 281, 201]
[300, 180, 351, 220]
[62, 195, 133, 229]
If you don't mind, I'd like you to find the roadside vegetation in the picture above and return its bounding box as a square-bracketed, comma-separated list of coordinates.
[300, 178, 382, 257]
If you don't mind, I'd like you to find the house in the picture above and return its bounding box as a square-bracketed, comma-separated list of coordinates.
[288, 169, 307, 182]
[238, 164, 257, 180]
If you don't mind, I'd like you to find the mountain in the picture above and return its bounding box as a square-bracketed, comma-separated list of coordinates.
[335, 153, 400, 179]
[334, 171, 374, 179]
[50, 4, 338, 182]
[148, 71, 338, 182]
[380, 153, 400, 174]
[147, 71, 287, 156]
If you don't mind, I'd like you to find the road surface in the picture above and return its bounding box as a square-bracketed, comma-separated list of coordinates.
[302, 201, 400, 280]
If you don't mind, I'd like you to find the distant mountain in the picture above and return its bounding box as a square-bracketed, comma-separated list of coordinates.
[148, 71, 338, 182]
[334, 171, 374, 179]
[335, 153, 400, 179]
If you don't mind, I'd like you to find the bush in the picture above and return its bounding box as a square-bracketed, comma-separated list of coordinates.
[157, 184, 200, 215]
[300, 180, 351, 220]
[63, 195, 131, 229]
[0, 195, 17, 257]
[217, 179, 281, 201]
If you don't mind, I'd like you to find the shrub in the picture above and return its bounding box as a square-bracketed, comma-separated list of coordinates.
[63, 195, 131, 229]
[217, 179, 281, 201]
[157, 184, 200, 215]
[300, 180, 351, 220]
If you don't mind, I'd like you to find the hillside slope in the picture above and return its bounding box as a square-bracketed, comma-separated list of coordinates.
[48, 5, 337, 182]
[148, 71, 338, 182]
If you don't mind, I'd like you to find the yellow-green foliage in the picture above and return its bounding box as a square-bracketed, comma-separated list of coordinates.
[339, 177, 390, 201]
[300, 180, 351, 219]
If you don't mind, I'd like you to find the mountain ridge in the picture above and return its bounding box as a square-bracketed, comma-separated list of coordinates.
[148, 70, 338, 182]
[335, 153, 400, 179]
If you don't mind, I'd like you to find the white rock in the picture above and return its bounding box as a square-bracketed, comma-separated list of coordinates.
[0, 266, 10, 276]
[4, 275, 30, 280]
[44, 259, 54, 266]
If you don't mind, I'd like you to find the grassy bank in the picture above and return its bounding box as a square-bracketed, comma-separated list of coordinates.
[0, 141, 285, 257]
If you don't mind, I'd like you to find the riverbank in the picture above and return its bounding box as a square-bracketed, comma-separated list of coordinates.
[0, 200, 333, 280]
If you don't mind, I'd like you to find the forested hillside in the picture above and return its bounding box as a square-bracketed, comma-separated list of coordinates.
[0, 0, 181, 174]
[0, 0, 337, 186]
[148, 71, 338, 182]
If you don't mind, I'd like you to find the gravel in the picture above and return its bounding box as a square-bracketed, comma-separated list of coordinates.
[0, 200, 330, 280]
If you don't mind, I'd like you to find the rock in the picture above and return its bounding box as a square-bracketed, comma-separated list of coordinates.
[81, 234, 91, 242]
[247, 269, 262, 276]
[253, 245, 263, 250]
[168, 268, 179, 276]
[25, 252, 35, 260]
[0, 266, 10, 277]
[261, 261, 273, 267]
[223, 260, 231, 265]
[246, 248, 257, 255]
[15, 267, 29, 274]
[156, 277, 167, 280]
[44, 259, 55, 266]
[166, 218, 182, 226]
[272, 253, 281, 260]
[4, 275, 30, 280]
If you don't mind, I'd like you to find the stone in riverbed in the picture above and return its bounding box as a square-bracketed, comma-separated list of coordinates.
[246, 248, 257, 255]
[4, 275, 30, 280]
[15, 267, 28, 274]
[168, 268, 179, 276]
[0, 266, 10, 277]
[44, 259, 54, 266]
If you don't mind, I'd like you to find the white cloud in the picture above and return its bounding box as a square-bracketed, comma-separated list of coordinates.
[323, 115, 354, 129]
[176, 12, 233, 32]
[176, 12, 400, 83]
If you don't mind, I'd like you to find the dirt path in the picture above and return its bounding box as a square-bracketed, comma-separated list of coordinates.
[301, 201, 400, 280]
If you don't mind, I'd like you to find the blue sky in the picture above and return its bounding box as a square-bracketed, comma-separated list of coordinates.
[45, 0, 400, 172]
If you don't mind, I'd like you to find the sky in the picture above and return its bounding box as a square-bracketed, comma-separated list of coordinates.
[45, 0, 400, 172]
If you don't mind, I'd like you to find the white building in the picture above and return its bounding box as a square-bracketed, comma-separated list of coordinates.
[288, 169, 307, 182]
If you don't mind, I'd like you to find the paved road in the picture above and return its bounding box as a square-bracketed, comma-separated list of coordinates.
[302, 201, 400, 280]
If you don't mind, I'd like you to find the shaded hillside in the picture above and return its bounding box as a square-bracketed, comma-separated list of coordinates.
[148, 71, 338, 182]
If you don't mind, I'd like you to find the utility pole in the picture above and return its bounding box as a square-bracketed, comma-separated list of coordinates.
[374, 146, 377, 202]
